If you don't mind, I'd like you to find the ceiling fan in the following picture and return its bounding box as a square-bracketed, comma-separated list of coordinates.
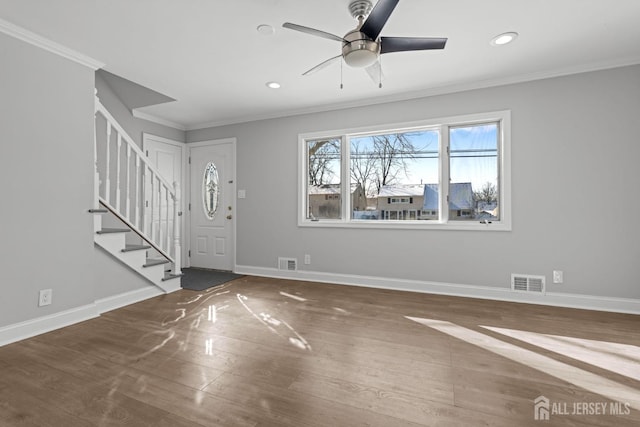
[282, 0, 447, 86]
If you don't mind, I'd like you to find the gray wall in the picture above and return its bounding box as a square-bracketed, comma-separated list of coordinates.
[188, 65, 640, 299]
[95, 72, 185, 148]
[93, 243, 153, 300]
[0, 33, 183, 331]
[0, 33, 96, 326]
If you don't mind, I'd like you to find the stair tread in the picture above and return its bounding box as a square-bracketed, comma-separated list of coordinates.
[162, 272, 183, 281]
[143, 258, 170, 268]
[97, 228, 131, 234]
[122, 244, 151, 252]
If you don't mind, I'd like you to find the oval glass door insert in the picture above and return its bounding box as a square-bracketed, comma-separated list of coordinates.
[203, 162, 219, 219]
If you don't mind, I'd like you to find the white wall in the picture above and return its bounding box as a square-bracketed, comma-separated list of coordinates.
[0, 33, 96, 327]
[187, 65, 640, 303]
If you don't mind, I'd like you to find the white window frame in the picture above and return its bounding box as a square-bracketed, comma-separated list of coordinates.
[298, 110, 511, 231]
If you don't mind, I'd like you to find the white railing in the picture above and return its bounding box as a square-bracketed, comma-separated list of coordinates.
[94, 94, 181, 276]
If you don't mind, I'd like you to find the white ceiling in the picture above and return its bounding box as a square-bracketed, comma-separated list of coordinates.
[2, 0, 640, 130]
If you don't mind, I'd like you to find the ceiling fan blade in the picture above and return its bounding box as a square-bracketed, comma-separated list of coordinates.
[380, 36, 447, 54]
[359, 0, 399, 41]
[282, 22, 345, 43]
[365, 61, 384, 87]
[302, 55, 342, 76]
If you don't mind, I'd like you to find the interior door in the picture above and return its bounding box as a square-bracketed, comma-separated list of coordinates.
[189, 141, 234, 271]
[143, 135, 183, 255]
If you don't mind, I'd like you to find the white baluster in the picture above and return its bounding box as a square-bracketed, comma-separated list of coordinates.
[105, 123, 111, 204]
[149, 170, 155, 241]
[173, 181, 182, 275]
[135, 155, 140, 229]
[165, 185, 171, 252]
[158, 182, 164, 250]
[157, 177, 162, 245]
[125, 144, 131, 220]
[93, 99, 185, 266]
[115, 134, 122, 211]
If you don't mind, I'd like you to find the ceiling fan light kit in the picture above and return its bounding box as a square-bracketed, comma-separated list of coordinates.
[282, 0, 447, 86]
[342, 30, 380, 68]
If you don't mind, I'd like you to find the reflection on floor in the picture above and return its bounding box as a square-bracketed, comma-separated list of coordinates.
[0, 275, 638, 426]
[407, 316, 640, 411]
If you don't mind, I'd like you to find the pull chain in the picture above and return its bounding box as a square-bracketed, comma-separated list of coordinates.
[340, 59, 344, 89]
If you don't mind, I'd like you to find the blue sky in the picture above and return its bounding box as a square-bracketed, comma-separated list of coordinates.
[349, 123, 498, 192]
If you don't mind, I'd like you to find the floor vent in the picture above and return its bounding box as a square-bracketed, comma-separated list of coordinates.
[511, 274, 545, 293]
[278, 257, 297, 271]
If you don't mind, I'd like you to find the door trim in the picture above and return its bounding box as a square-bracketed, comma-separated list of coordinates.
[187, 138, 237, 270]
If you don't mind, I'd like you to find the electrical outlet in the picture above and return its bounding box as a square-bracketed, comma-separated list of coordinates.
[38, 289, 52, 306]
[304, 254, 311, 265]
[553, 270, 563, 284]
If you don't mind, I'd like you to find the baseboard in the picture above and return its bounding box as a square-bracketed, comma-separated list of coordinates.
[0, 304, 99, 348]
[0, 285, 173, 348]
[235, 265, 640, 315]
[95, 286, 164, 314]
[159, 280, 182, 294]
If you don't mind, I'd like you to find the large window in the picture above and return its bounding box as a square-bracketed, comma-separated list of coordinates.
[299, 111, 511, 230]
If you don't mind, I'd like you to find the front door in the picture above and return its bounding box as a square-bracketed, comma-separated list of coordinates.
[189, 140, 235, 271]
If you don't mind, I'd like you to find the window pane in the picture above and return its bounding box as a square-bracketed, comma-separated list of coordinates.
[307, 138, 341, 219]
[350, 130, 439, 220]
[203, 162, 219, 220]
[449, 123, 499, 221]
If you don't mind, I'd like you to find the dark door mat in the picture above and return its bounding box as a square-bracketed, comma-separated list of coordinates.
[180, 267, 244, 291]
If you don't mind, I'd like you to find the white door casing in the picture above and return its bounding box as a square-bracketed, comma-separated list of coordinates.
[189, 139, 236, 271]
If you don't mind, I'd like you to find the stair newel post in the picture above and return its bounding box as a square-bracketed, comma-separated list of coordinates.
[173, 181, 182, 275]
[93, 90, 100, 209]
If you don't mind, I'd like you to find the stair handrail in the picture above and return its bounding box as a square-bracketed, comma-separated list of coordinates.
[94, 93, 181, 276]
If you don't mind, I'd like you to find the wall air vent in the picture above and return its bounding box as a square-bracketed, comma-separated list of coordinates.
[278, 257, 297, 271]
[511, 274, 545, 293]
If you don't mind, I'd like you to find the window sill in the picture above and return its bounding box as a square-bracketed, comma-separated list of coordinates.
[298, 219, 511, 231]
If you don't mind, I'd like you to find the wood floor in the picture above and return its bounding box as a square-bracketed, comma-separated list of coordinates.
[1, 276, 639, 426]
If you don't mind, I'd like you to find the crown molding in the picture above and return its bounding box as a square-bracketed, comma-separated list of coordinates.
[132, 109, 187, 131]
[0, 18, 104, 70]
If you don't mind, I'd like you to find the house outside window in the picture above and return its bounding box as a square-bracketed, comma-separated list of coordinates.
[299, 111, 511, 230]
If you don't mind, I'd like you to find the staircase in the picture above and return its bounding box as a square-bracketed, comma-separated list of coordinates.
[92, 91, 182, 293]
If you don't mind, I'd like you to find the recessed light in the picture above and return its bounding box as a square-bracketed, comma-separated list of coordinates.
[266, 81, 281, 89]
[257, 24, 275, 36]
[491, 32, 518, 46]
